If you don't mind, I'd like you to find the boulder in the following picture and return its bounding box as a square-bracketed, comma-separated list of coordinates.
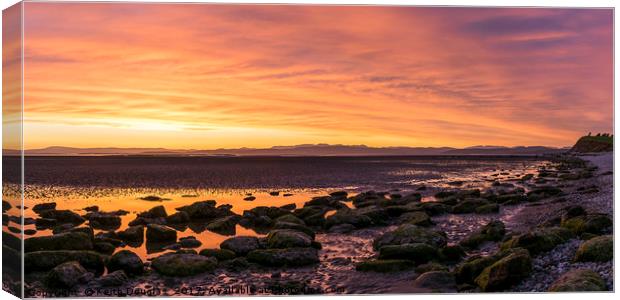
[378, 243, 438, 264]
[561, 214, 612, 235]
[25, 250, 105, 275]
[44, 261, 90, 288]
[275, 214, 305, 225]
[25, 232, 93, 252]
[373, 224, 447, 250]
[206, 215, 240, 235]
[247, 247, 319, 267]
[355, 259, 415, 272]
[165, 211, 190, 224]
[501, 227, 573, 255]
[452, 198, 490, 214]
[327, 223, 356, 234]
[220, 236, 261, 256]
[266, 230, 313, 249]
[199, 248, 236, 261]
[151, 253, 217, 276]
[418, 202, 450, 216]
[459, 220, 505, 249]
[176, 200, 232, 220]
[474, 248, 532, 291]
[412, 271, 457, 292]
[39, 210, 85, 225]
[117, 225, 144, 243]
[94, 242, 116, 255]
[98, 270, 128, 287]
[85, 212, 122, 230]
[475, 203, 500, 214]
[107, 250, 144, 276]
[324, 209, 372, 229]
[273, 221, 315, 239]
[400, 211, 432, 226]
[574, 235, 613, 262]
[179, 236, 202, 248]
[146, 224, 177, 242]
[138, 205, 167, 218]
[548, 269, 607, 292]
[32, 202, 57, 214]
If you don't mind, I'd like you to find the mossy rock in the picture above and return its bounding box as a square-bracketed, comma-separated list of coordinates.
[475, 203, 500, 214]
[415, 262, 449, 274]
[199, 248, 236, 261]
[501, 227, 573, 255]
[266, 229, 313, 249]
[459, 220, 505, 249]
[324, 209, 372, 229]
[412, 271, 457, 292]
[452, 198, 490, 214]
[474, 248, 532, 292]
[355, 259, 414, 273]
[275, 214, 305, 226]
[454, 255, 498, 284]
[373, 224, 447, 250]
[378, 243, 438, 264]
[574, 235, 613, 262]
[548, 269, 607, 292]
[151, 253, 217, 276]
[401, 211, 433, 226]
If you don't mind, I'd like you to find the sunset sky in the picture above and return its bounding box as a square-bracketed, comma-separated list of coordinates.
[11, 3, 614, 149]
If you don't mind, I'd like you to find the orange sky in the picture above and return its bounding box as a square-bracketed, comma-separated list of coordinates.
[11, 3, 614, 149]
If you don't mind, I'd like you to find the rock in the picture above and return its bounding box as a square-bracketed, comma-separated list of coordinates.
[455, 253, 505, 284]
[418, 202, 450, 216]
[373, 224, 447, 250]
[324, 209, 372, 229]
[439, 245, 466, 263]
[495, 193, 527, 205]
[400, 211, 432, 226]
[561, 214, 612, 235]
[32, 202, 57, 214]
[35, 218, 57, 229]
[304, 196, 343, 208]
[146, 224, 177, 242]
[275, 214, 305, 225]
[139, 195, 169, 201]
[44, 261, 90, 288]
[2, 200, 11, 212]
[165, 211, 190, 224]
[412, 271, 457, 292]
[84, 205, 99, 212]
[139, 205, 168, 219]
[25, 232, 93, 252]
[475, 203, 500, 214]
[220, 236, 260, 256]
[266, 230, 313, 249]
[176, 200, 232, 220]
[273, 222, 315, 239]
[206, 215, 240, 235]
[25, 250, 106, 275]
[243, 196, 256, 201]
[501, 227, 573, 255]
[117, 225, 144, 243]
[93, 242, 115, 255]
[459, 220, 505, 249]
[452, 198, 490, 214]
[98, 270, 128, 287]
[280, 203, 296, 210]
[151, 253, 217, 276]
[415, 262, 449, 274]
[179, 236, 202, 248]
[85, 212, 121, 230]
[378, 243, 438, 264]
[107, 250, 144, 276]
[247, 206, 290, 220]
[526, 186, 563, 200]
[355, 259, 414, 272]
[199, 248, 236, 261]
[39, 210, 85, 225]
[474, 248, 532, 292]
[548, 269, 607, 292]
[574, 235, 612, 262]
[247, 247, 319, 267]
[269, 191, 280, 196]
[329, 191, 348, 198]
[327, 223, 356, 234]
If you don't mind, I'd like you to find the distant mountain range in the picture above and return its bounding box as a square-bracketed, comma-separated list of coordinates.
[3, 144, 569, 156]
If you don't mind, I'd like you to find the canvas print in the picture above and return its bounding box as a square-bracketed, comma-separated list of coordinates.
[2, 2, 614, 297]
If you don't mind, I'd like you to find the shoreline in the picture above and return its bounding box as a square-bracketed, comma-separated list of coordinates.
[3, 153, 613, 296]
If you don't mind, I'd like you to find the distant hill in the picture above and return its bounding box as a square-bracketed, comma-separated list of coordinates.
[5, 144, 567, 157]
[571, 135, 613, 153]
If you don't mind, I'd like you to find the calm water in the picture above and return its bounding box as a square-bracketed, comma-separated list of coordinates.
[4, 155, 547, 260]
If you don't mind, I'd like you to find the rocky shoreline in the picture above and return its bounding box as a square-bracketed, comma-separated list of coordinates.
[2, 153, 613, 296]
